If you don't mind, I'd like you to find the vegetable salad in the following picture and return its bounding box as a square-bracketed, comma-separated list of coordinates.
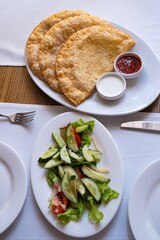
[38, 119, 119, 224]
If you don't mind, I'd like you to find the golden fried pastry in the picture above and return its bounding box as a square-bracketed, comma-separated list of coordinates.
[56, 25, 135, 106]
[39, 15, 113, 92]
[25, 10, 88, 79]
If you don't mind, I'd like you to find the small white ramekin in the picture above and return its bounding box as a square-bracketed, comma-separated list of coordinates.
[96, 72, 126, 100]
[114, 52, 143, 80]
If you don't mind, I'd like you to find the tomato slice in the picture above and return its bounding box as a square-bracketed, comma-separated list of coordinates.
[62, 125, 81, 147]
[75, 167, 85, 179]
[73, 128, 81, 147]
[52, 192, 69, 215]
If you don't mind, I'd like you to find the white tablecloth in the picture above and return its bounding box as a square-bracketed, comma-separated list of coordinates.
[0, 103, 160, 239]
[0, 0, 160, 66]
[0, 1, 160, 238]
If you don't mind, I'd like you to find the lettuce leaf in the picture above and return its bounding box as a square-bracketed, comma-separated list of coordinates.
[84, 195, 103, 223]
[46, 169, 59, 186]
[88, 203, 104, 223]
[72, 119, 94, 131]
[72, 119, 95, 146]
[97, 182, 119, 204]
[57, 200, 84, 224]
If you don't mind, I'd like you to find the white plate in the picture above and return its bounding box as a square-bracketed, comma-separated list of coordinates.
[26, 23, 160, 116]
[31, 111, 124, 238]
[0, 142, 27, 234]
[128, 159, 160, 240]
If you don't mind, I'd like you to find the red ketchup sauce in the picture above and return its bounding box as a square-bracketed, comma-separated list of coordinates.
[116, 56, 141, 74]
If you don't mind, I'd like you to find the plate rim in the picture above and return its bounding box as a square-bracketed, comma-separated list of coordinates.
[31, 111, 124, 238]
[0, 141, 27, 234]
[128, 159, 160, 240]
[25, 22, 160, 116]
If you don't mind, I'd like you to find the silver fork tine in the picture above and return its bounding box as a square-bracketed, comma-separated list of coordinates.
[15, 111, 36, 123]
[0, 111, 36, 124]
[16, 118, 34, 123]
[16, 114, 35, 120]
[17, 111, 36, 115]
[16, 115, 35, 121]
[17, 111, 36, 117]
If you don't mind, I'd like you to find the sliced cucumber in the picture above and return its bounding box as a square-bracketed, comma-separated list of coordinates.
[88, 149, 102, 161]
[58, 165, 64, 179]
[69, 175, 77, 201]
[63, 166, 86, 196]
[52, 131, 66, 148]
[81, 178, 101, 201]
[66, 124, 79, 152]
[82, 165, 110, 182]
[60, 146, 71, 164]
[82, 144, 94, 162]
[61, 173, 77, 203]
[68, 149, 84, 161]
[74, 119, 85, 125]
[44, 159, 63, 169]
[70, 201, 78, 209]
[76, 178, 86, 196]
[76, 124, 88, 133]
[90, 165, 110, 173]
[52, 151, 60, 160]
[63, 165, 78, 177]
[38, 147, 58, 163]
[59, 127, 66, 141]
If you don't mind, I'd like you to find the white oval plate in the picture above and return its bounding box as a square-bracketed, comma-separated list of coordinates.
[26, 23, 160, 116]
[0, 142, 27, 234]
[128, 159, 160, 240]
[31, 111, 124, 238]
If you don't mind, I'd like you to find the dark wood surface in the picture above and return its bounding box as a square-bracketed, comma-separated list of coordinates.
[0, 66, 159, 113]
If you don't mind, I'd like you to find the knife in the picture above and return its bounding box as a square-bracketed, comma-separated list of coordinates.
[121, 121, 160, 132]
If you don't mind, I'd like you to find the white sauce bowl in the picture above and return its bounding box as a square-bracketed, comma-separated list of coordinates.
[96, 72, 126, 100]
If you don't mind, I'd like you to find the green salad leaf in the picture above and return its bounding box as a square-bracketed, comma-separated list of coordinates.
[46, 169, 58, 186]
[72, 119, 95, 146]
[97, 182, 119, 204]
[57, 200, 84, 224]
[84, 195, 103, 223]
[88, 203, 104, 223]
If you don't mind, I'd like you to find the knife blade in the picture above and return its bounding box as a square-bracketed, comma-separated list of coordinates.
[121, 121, 160, 132]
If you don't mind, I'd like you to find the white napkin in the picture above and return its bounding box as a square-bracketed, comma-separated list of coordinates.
[0, 103, 160, 240]
[0, 0, 160, 66]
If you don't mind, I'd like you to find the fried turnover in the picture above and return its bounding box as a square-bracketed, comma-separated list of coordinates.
[39, 15, 113, 92]
[25, 10, 88, 79]
[56, 25, 135, 106]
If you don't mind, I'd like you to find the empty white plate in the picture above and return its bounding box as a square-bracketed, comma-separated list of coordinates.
[128, 159, 160, 240]
[0, 142, 27, 234]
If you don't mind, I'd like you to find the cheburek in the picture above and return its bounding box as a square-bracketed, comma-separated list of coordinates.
[39, 15, 114, 92]
[25, 10, 88, 80]
[56, 25, 135, 106]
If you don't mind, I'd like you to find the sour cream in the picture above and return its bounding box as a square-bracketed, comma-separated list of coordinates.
[96, 72, 126, 100]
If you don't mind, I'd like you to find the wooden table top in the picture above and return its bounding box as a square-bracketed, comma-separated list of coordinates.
[0, 66, 160, 113]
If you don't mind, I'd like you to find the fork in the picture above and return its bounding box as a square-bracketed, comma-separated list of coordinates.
[0, 111, 36, 124]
